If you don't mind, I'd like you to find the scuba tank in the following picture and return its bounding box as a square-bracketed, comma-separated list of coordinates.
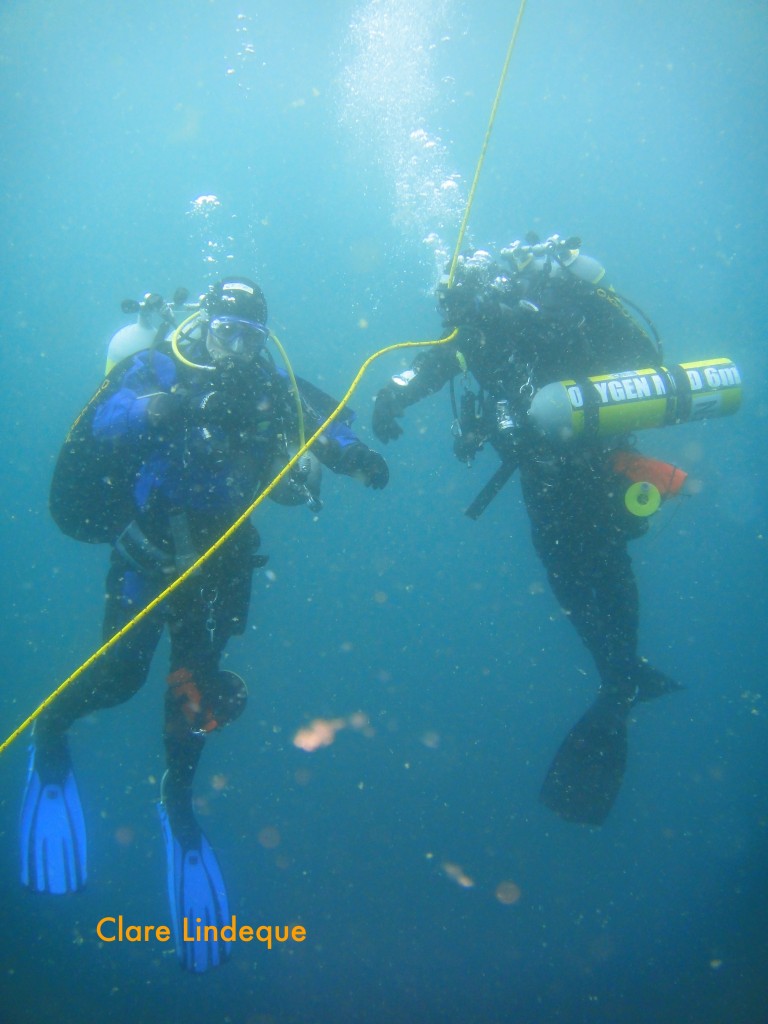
[501, 234, 607, 287]
[105, 318, 156, 375]
[105, 289, 193, 374]
[528, 358, 742, 442]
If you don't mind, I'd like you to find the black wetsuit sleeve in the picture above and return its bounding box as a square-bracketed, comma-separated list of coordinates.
[288, 376, 387, 488]
[383, 342, 462, 411]
[291, 376, 360, 469]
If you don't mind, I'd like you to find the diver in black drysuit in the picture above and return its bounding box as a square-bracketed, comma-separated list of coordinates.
[372, 243, 680, 824]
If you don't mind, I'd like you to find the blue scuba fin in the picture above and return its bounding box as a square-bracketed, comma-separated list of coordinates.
[158, 800, 231, 973]
[19, 736, 87, 894]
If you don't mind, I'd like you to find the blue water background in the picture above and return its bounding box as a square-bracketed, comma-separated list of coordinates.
[0, 2, 766, 1022]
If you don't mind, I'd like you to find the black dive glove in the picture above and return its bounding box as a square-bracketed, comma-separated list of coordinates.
[341, 444, 390, 489]
[372, 387, 405, 444]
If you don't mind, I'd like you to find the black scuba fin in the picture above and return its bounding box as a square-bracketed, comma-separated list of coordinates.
[540, 695, 630, 826]
[632, 661, 683, 703]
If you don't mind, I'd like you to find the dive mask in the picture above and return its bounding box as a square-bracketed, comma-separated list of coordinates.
[207, 316, 269, 360]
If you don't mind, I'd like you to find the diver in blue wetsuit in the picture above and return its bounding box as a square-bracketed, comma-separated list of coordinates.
[21, 276, 388, 973]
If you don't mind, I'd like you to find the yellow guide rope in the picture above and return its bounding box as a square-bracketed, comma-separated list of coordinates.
[447, 0, 528, 287]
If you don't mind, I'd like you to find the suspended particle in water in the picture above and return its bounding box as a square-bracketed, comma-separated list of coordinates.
[258, 825, 281, 849]
[293, 717, 347, 752]
[495, 880, 522, 905]
[442, 861, 475, 888]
